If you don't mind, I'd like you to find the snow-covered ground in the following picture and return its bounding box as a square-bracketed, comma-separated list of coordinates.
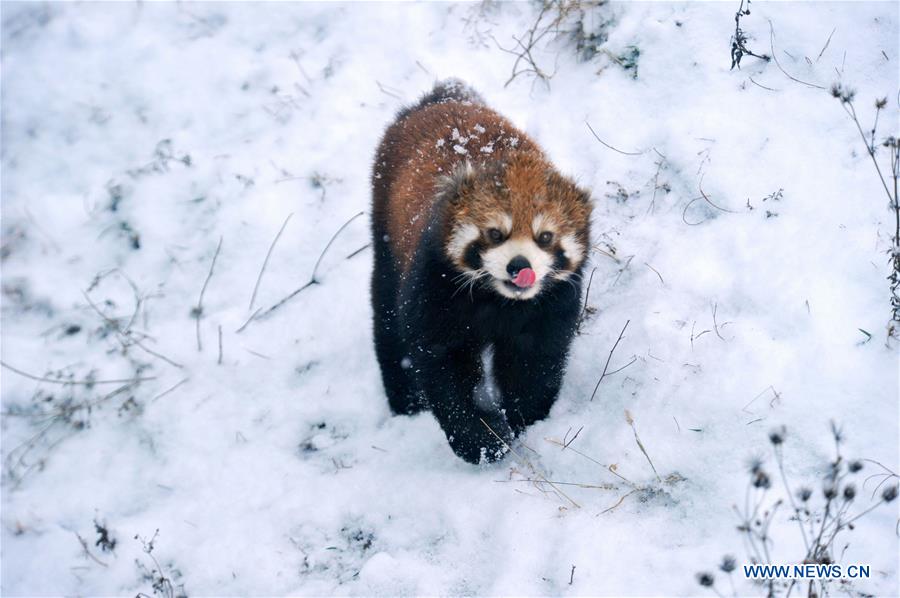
[2, 2, 898, 596]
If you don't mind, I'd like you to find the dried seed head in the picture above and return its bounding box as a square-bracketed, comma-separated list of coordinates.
[753, 470, 771, 489]
[798, 487, 813, 502]
[830, 421, 844, 444]
[696, 572, 715, 587]
[848, 460, 863, 473]
[882, 485, 898, 503]
[768, 426, 786, 445]
[748, 457, 764, 475]
[843, 484, 856, 501]
[823, 484, 838, 500]
[720, 555, 736, 573]
[875, 97, 888, 109]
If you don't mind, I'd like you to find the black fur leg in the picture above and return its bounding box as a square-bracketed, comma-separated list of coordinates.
[416, 344, 513, 464]
[494, 342, 568, 435]
[371, 245, 423, 415]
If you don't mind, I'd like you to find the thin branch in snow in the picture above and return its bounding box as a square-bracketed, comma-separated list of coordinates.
[698, 174, 738, 214]
[690, 321, 711, 350]
[815, 27, 836, 62]
[599, 488, 638, 515]
[589, 319, 631, 401]
[612, 255, 634, 286]
[248, 212, 293, 312]
[711, 302, 731, 341]
[194, 236, 223, 352]
[493, 1, 575, 89]
[562, 425, 584, 449]
[644, 262, 665, 286]
[480, 417, 581, 509]
[74, 532, 108, 568]
[495, 478, 617, 490]
[217, 325, 224, 365]
[830, 86, 900, 331]
[82, 291, 183, 369]
[624, 409, 662, 483]
[545, 436, 637, 488]
[585, 121, 643, 156]
[647, 154, 670, 214]
[730, 0, 770, 70]
[741, 385, 780, 413]
[238, 211, 365, 331]
[345, 243, 371, 260]
[748, 76, 778, 92]
[151, 378, 190, 403]
[376, 80, 403, 100]
[576, 267, 597, 333]
[767, 20, 826, 90]
[682, 196, 709, 226]
[0, 361, 155, 386]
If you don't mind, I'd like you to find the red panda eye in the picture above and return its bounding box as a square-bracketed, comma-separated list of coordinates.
[538, 231, 554, 246]
[487, 228, 504, 243]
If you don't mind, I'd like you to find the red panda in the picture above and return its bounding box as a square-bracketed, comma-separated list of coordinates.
[371, 80, 593, 463]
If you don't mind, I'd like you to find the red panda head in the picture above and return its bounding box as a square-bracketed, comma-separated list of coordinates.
[437, 153, 592, 301]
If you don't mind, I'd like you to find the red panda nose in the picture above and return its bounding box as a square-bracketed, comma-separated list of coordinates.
[506, 256, 531, 277]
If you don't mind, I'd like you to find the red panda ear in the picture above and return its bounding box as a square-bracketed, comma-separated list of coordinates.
[546, 168, 592, 205]
[436, 160, 477, 204]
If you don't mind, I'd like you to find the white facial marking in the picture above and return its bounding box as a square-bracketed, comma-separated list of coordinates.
[531, 213, 557, 236]
[559, 232, 584, 265]
[482, 237, 554, 300]
[486, 213, 513, 235]
[446, 223, 479, 263]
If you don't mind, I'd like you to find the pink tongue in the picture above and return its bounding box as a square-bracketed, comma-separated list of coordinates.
[513, 268, 536, 288]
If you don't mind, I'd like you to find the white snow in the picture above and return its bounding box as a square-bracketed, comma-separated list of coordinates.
[2, 2, 898, 596]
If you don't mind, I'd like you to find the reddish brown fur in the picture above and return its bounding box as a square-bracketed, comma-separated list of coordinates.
[373, 101, 590, 273]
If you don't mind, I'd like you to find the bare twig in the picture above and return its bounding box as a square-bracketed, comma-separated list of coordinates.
[494, 1, 574, 89]
[749, 76, 779, 92]
[711, 302, 730, 341]
[151, 378, 189, 403]
[832, 89, 899, 327]
[238, 211, 365, 331]
[75, 532, 108, 568]
[562, 425, 584, 449]
[248, 213, 293, 311]
[345, 243, 371, 260]
[768, 21, 826, 90]
[682, 196, 709, 226]
[576, 267, 597, 332]
[545, 437, 637, 488]
[217, 325, 223, 365]
[195, 236, 223, 351]
[376, 80, 403, 100]
[586, 121, 643, 156]
[495, 478, 616, 490]
[481, 418, 581, 509]
[730, 0, 770, 69]
[599, 488, 638, 514]
[589, 320, 631, 401]
[699, 174, 738, 213]
[1, 361, 155, 386]
[815, 27, 836, 62]
[644, 262, 665, 285]
[82, 291, 183, 369]
[624, 409, 662, 483]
